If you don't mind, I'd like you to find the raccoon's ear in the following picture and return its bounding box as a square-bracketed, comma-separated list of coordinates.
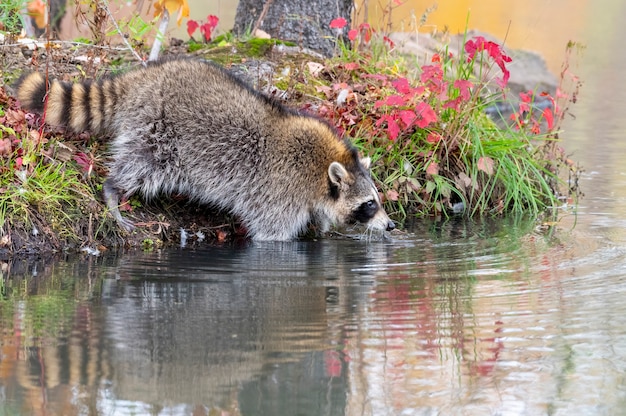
[328, 162, 349, 187]
[360, 157, 371, 170]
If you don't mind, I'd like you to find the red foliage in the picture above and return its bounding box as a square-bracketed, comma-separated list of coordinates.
[510, 90, 559, 135]
[329, 17, 347, 29]
[187, 14, 219, 42]
[465, 36, 512, 88]
[186, 20, 199, 38]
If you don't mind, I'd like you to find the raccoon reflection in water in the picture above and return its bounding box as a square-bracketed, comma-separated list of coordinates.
[15, 59, 395, 240]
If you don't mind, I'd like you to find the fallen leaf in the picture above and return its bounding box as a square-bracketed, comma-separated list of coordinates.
[385, 189, 399, 201]
[307, 62, 325, 76]
[477, 156, 495, 175]
[426, 161, 439, 176]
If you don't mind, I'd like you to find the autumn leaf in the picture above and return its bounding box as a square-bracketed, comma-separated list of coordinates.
[542, 107, 554, 130]
[307, 62, 325, 77]
[383, 36, 395, 49]
[27, 0, 47, 28]
[375, 115, 400, 140]
[74, 152, 94, 176]
[454, 79, 473, 100]
[200, 23, 213, 41]
[391, 77, 411, 94]
[414, 102, 437, 128]
[397, 110, 416, 128]
[385, 189, 399, 201]
[329, 17, 347, 29]
[187, 19, 199, 38]
[207, 14, 219, 29]
[0, 138, 11, 157]
[154, 0, 190, 26]
[348, 29, 358, 41]
[477, 156, 495, 175]
[426, 132, 442, 144]
[216, 229, 228, 243]
[426, 161, 439, 176]
[374, 95, 404, 108]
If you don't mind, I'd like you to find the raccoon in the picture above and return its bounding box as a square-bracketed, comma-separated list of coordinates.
[15, 59, 395, 241]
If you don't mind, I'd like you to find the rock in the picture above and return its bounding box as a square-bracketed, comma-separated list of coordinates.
[389, 30, 558, 94]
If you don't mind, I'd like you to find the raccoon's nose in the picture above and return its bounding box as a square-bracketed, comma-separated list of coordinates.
[386, 220, 395, 231]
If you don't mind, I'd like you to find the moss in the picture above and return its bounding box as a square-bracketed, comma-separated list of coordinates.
[274, 79, 290, 91]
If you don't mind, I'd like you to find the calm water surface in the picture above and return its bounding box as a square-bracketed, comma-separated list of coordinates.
[3, 3, 626, 416]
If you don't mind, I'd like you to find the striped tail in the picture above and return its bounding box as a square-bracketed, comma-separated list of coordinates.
[14, 72, 119, 134]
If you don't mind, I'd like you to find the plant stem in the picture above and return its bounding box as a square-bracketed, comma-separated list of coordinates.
[149, 8, 170, 61]
[99, 0, 146, 66]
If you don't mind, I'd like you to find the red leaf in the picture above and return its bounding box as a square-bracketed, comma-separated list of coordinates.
[519, 101, 530, 113]
[348, 29, 358, 41]
[207, 14, 219, 30]
[520, 91, 533, 103]
[359, 23, 372, 43]
[398, 110, 416, 128]
[414, 102, 438, 128]
[543, 107, 554, 130]
[383, 35, 395, 49]
[330, 17, 347, 29]
[200, 23, 213, 41]
[426, 132, 442, 144]
[531, 120, 541, 135]
[453, 79, 473, 101]
[73, 152, 93, 175]
[386, 118, 400, 140]
[385, 95, 405, 106]
[376, 115, 400, 140]
[344, 62, 359, 70]
[391, 77, 411, 94]
[187, 19, 199, 37]
[443, 97, 462, 111]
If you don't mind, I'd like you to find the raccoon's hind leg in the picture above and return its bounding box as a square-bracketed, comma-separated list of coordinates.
[103, 178, 135, 232]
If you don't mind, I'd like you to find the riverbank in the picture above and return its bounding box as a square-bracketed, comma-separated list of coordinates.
[0, 31, 579, 258]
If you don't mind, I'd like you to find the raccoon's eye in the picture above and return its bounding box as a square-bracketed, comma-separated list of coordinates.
[351, 199, 379, 223]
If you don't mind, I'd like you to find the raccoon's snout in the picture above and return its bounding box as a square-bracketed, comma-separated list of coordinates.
[386, 220, 395, 231]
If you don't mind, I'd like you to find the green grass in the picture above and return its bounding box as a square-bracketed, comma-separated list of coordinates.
[0, 0, 28, 35]
[0, 158, 96, 241]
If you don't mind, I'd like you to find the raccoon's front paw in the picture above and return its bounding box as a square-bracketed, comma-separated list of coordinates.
[117, 217, 136, 233]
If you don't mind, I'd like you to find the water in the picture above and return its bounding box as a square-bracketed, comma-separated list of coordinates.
[3, 216, 625, 415]
[3, 2, 626, 415]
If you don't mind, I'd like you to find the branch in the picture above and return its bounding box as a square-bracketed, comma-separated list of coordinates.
[99, 0, 146, 66]
[149, 9, 169, 61]
[252, 0, 273, 35]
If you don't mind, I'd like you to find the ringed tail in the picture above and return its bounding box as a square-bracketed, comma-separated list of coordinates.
[15, 72, 119, 134]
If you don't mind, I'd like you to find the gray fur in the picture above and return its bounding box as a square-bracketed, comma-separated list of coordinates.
[15, 59, 395, 240]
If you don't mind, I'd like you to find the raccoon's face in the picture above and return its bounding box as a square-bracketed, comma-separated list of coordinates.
[326, 157, 395, 234]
